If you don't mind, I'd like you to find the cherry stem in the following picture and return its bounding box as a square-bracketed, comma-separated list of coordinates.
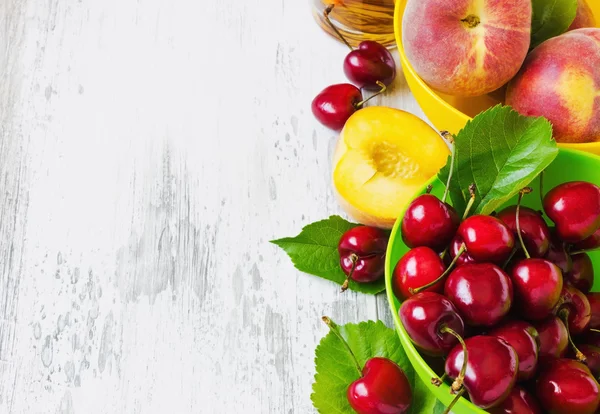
[571, 247, 600, 256]
[323, 5, 353, 51]
[443, 387, 466, 414]
[590, 329, 600, 334]
[516, 187, 533, 259]
[410, 244, 466, 295]
[431, 373, 447, 387]
[341, 254, 358, 292]
[502, 247, 518, 270]
[462, 184, 477, 220]
[440, 131, 456, 204]
[355, 81, 387, 108]
[558, 308, 587, 363]
[539, 171, 545, 207]
[322, 316, 363, 376]
[425, 184, 433, 194]
[440, 326, 468, 393]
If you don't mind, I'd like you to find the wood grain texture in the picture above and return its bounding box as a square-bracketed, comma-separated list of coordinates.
[0, 0, 427, 412]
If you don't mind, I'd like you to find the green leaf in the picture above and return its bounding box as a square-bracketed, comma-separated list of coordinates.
[408, 376, 443, 414]
[312, 319, 439, 413]
[439, 105, 557, 216]
[271, 216, 385, 294]
[531, 0, 578, 49]
[432, 399, 447, 414]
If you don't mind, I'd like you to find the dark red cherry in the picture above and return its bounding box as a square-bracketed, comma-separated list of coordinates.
[545, 229, 573, 274]
[510, 258, 563, 321]
[543, 181, 600, 243]
[488, 386, 542, 414]
[489, 321, 539, 381]
[575, 227, 600, 250]
[343, 41, 396, 90]
[588, 292, 600, 330]
[581, 329, 600, 348]
[575, 344, 600, 379]
[399, 292, 465, 357]
[565, 253, 594, 293]
[338, 226, 388, 290]
[449, 236, 476, 266]
[533, 316, 569, 362]
[457, 215, 515, 264]
[347, 357, 412, 414]
[445, 335, 518, 409]
[444, 263, 513, 327]
[311, 84, 362, 131]
[392, 247, 445, 301]
[401, 194, 459, 252]
[497, 206, 551, 258]
[535, 359, 600, 414]
[554, 285, 591, 335]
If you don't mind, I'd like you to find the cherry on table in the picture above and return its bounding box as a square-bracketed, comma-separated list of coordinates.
[338, 225, 388, 291]
[488, 386, 542, 414]
[535, 359, 600, 414]
[457, 214, 515, 265]
[497, 205, 550, 258]
[445, 335, 518, 409]
[444, 263, 513, 327]
[543, 181, 600, 243]
[489, 320, 539, 381]
[533, 316, 569, 362]
[399, 292, 465, 357]
[565, 252, 594, 293]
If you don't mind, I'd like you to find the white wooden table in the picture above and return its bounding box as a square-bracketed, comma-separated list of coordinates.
[0, 0, 426, 412]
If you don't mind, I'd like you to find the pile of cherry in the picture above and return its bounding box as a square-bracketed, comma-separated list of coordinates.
[393, 180, 600, 414]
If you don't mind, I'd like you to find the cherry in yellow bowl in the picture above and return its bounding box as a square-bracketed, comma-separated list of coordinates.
[393, 0, 600, 154]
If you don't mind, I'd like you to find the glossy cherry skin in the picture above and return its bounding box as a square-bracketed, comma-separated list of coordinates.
[343, 41, 396, 90]
[444, 263, 513, 327]
[311, 84, 361, 131]
[489, 321, 539, 381]
[543, 181, 600, 243]
[545, 229, 573, 274]
[457, 215, 515, 264]
[488, 386, 542, 414]
[401, 194, 459, 252]
[445, 335, 519, 409]
[554, 285, 591, 335]
[338, 226, 388, 284]
[347, 357, 412, 414]
[533, 316, 569, 362]
[392, 247, 445, 301]
[449, 236, 476, 265]
[535, 359, 600, 414]
[399, 292, 465, 356]
[588, 292, 600, 329]
[566, 253, 594, 293]
[511, 258, 563, 321]
[575, 227, 600, 250]
[497, 206, 551, 258]
[576, 344, 600, 379]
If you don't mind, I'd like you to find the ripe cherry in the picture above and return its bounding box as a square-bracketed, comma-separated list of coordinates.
[545, 229, 573, 274]
[444, 263, 513, 327]
[311, 82, 385, 131]
[497, 205, 550, 258]
[554, 285, 592, 335]
[457, 215, 515, 264]
[535, 359, 600, 414]
[401, 192, 459, 252]
[543, 181, 600, 243]
[565, 252, 594, 293]
[587, 292, 600, 329]
[488, 386, 542, 414]
[323, 5, 396, 91]
[399, 292, 465, 357]
[449, 236, 476, 265]
[575, 344, 600, 379]
[533, 316, 569, 362]
[392, 247, 446, 301]
[582, 329, 600, 349]
[322, 317, 412, 414]
[338, 226, 389, 291]
[575, 227, 600, 250]
[511, 258, 563, 321]
[445, 335, 518, 409]
[489, 321, 539, 381]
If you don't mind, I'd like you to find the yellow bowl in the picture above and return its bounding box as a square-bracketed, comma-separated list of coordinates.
[393, 0, 600, 155]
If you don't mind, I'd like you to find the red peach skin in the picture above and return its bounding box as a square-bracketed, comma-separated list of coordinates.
[402, 0, 532, 97]
[506, 28, 600, 144]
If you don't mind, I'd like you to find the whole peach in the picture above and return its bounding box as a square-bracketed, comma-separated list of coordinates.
[506, 28, 600, 143]
[569, 0, 596, 31]
[402, 0, 532, 97]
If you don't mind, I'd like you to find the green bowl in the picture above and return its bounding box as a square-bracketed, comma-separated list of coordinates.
[385, 148, 600, 413]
